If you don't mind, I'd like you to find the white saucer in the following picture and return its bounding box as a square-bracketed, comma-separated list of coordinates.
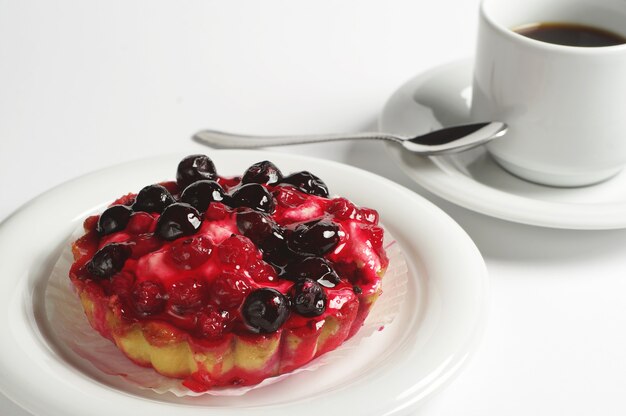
[380, 59, 626, 230]
[0, 151, 487, 416]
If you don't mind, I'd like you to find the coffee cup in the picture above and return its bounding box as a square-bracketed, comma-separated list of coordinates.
[470, 0, 626, 187]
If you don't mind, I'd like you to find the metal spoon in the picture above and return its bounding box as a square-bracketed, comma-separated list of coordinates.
[193, 121, 507, 156]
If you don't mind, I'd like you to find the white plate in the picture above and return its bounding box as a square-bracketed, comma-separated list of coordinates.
[380, 59, 626, 230]
[0, 151, 487, 416]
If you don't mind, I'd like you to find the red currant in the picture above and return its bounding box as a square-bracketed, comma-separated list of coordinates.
[132, 280, 166, 316]
[209, 272, 250, 309]
[169, 278, 208, 313]
[217, 234, 257, 265]
[168, 236, 213, 270]
[196, 308, 229, 339]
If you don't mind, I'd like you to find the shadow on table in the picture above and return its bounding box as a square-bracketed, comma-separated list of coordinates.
[342, 119, 626, 267]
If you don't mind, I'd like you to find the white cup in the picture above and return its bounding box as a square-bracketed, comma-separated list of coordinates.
[471, 0, 626, 187]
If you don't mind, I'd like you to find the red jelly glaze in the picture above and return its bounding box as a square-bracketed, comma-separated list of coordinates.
[69, 177, 389, 391]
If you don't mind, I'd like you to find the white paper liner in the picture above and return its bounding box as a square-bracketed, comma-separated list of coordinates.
[45, 225, 408, 397]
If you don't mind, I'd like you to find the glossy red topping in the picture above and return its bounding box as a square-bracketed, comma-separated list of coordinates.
[69, 157, 388, 341]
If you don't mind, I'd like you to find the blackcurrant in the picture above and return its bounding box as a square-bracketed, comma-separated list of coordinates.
[155, 203, 202, 241]
[231, 183, 275, 213]
[284, 257, 340, 288]
[241, 288, 290, 333]
[259, 226, 288, 254]
[97, 205, 132, 235]
[290, 278, 327, 317]
[132, 184, 175, 213]
[242, 160, 283, 185]
[176, 154, 217, 189]
[180, 180, 228, 212]
[87, 243, 132, 279]
[288, 220, 340, 256]
[281, 171, 329, 197]
[236, 209, 274, 242]
[235, 210, 295, 270]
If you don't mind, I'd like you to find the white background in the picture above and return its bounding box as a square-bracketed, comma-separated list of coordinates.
[2, 1, 626, 415]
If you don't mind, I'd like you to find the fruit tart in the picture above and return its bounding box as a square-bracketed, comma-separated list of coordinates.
[68, 154, 389, 392]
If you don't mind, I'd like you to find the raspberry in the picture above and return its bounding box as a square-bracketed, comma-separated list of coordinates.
[327, 197, 357, 220]
[132, 280, 166, 315]
[196, 308, 230, 339]
[83, 215, 99, 232]
[111, 193, 136, 207]
[362, 223, 384, 250]
[159, 181, 180, 196]
[169, 278, 208, 313]
[126, 212, 156, 234]
[247, 259, 277, 283]
[273, 185, 307, 208]
[357, 208, 379, 224]
[109, 272, 135, 317]
[217, 234, 258, 265]
[130, 234, 163, 258]
[210, 272, 250, 309]
[217, 176, 241, 191]
[168, 236, 213, 270]
[110, 271, 135, 297]
[204, 202, 230, 221]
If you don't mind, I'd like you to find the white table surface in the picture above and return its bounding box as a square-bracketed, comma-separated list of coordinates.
[3, 1, 626, 415]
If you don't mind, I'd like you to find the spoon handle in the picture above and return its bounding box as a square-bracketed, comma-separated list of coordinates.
[193, 130, 402, 148]
[193, 121, 507, 154]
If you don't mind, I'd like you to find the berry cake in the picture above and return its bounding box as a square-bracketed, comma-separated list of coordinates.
[68, 155, 389, 392]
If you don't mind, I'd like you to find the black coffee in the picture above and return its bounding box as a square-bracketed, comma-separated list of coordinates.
[515, 22, 626, 47]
